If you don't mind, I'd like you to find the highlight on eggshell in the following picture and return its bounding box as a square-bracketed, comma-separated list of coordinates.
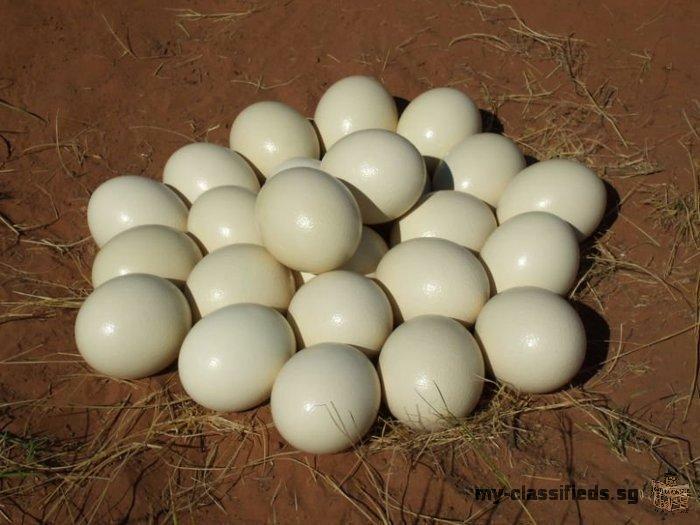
[87, 175, 188, 247]
[396, 87, 481, 171]
[375, 237, 491, 325]
[480, 211, 580, 295]
[497, 158, 607, 240]
[255, 166, 362, 273]
[432, 132, 526, 207]
[321, 129, 426, 224]
[475, 287, 586, 394]
[229, 101, 320, 180]
[390, 190, 497, 252]
[314, 75, 398, 149]
[186, 243, 296, 317]
[178, 303, 296, 412]
[187, 185, 262, 252]
[75, 274, 191, 379]
[91, 224, 202, 287]
[163, 142, 260, 205]
[379, 315, 485, 431]
[270, 343, 381, 454]
[287, 270, 393, 358]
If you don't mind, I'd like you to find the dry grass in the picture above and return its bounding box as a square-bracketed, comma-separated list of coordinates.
[3, 382, 696, 522]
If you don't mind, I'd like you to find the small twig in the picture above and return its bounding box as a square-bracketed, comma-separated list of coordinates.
[0, 98, 46, 123]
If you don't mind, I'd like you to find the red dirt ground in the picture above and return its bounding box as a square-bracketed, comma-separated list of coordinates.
[1, 0, 698, 523]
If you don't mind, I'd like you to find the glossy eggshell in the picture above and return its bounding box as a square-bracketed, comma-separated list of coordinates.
[75, 274, 191, 379]
[271, 343, 380, 454]
[390, 190, 497, 252]
[163, 142, 260, 204]
[339, 226, 388, 275]
[314, 75, 398, 149]
[375, 237, 490, 324]
[480, 212, 579, 295]
[187, 186, 262, 252]
[474, 287, 586, 393]
[320, 129, 426, 224]
[255, 167, 362, 273]
[396, 87, 481, 166]
[91, 225, 202, 287]
[178, 304, 295, 411]
[379, 315, 484, 430]
[496, 158, 607, 239]
[287, 271, 393, 358]
[432, 133, 526, 207]
[87, 176, 188, 247]
[272, 156, 322, 175]
[229, 101, 320, 179]
[186, 244, 296, 317]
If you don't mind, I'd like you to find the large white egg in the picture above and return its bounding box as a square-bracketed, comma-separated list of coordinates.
[187, 186, 261, 252]
[186, 244, 295, 317]
[390, 190, 497, 252]
[163, 142, 260, 204]
[75, 274, 191, 379]
[229, 101, 320, 180]
[272, 156, 322, 175]
[255, 167, 362, 273]
[87, 175, 188, 247]
[480, 212, 579, 295]
[178, 304, 295, 411]
[314, 75, 398, 149]
[497, 158, 607, 239]
[321, 129, 426, 224]
[396, 87, 481, 169]
[271, 343, 380, 454]
[375, 237, 490, 324]
[475, 287, 586, 393]
[92, 225, 202, 287]
[379, 315, 484, 431]
[432, 133, 526, 207]
[339, 226, 388, 276]
[287, 271, 393, 358]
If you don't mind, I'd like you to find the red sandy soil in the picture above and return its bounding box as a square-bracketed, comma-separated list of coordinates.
[1, 0, 698, 523]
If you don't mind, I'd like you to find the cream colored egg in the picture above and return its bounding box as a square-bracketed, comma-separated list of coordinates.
[229, 101, 320, 179]
[497, 158, 607, 239]
[92, 225, 202, 287]
[480, 212, 579, 295]
[375, 238, 490, 324]
[163, 142, 260, 204]
[187, 186, 261, 252]
[390, 190, 497, 252]
[340, 226, 388, 275]
[178, 304, 295, 411]
[379, 315, 484, 431]
[314, 75, 398, 149]
[255, 167, 362, 273]
[75, 274, 191, 379]
[432, 133, 526, 207]
[396, 87, 481, 169]
[186, 244, 295, 317]
[475, 287, 586, 393]
[272, 156, 322, 175]
[287, 271, 393, 358]
[321, 129, 426, 224]
[271, 343, 380, 454]
[87, 176, 188, 247]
